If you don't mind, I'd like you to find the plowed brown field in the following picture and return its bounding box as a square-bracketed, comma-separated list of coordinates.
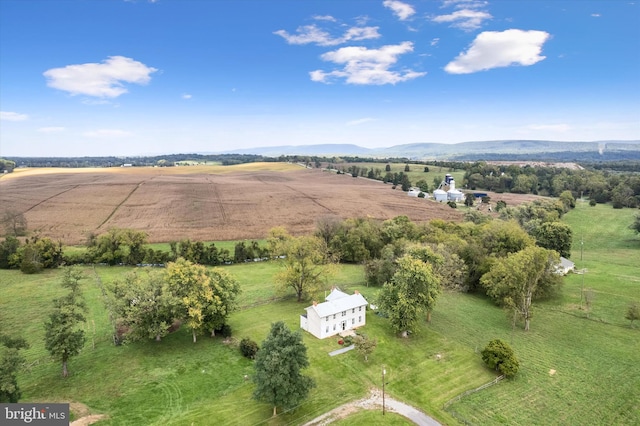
[1, 163, 465, 245]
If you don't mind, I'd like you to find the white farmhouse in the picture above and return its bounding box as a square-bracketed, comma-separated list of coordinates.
[300, 288, 368, 339]
[556, 256, 576, 275]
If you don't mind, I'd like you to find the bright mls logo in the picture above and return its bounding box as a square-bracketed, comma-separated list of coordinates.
[1, 404, 68, 425]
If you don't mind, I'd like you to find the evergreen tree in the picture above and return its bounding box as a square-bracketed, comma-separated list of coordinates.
[0, 334, 29, 402]
[481, 339, 519, 378]
[43, 267, 87, 377]
[253, 321, 315, 416]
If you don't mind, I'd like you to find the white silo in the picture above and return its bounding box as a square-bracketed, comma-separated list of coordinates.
[447, 179, 464, 202]
[434, 188, 447, 202]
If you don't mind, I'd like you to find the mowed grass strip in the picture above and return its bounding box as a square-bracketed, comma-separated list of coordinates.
[4, 260, 490, 425]
[436, 202, 640, 425]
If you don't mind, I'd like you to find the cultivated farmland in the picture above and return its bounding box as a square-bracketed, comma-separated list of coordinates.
[0, 163, 462, 245]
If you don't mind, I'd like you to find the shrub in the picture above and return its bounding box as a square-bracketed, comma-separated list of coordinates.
[625, 302, 640, 328]
[589, 199, 597, 207]
[239, 337, 259, 359]
[481, 339, 519, 378]
[447, 201, 457, 208]
[215, 324, 232, 338]
[19, 245, 43, 274]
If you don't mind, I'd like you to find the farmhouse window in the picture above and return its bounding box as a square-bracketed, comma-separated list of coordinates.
[326, 317, 328, 322]
[326, 326, 329, 333]
[333, 314, 336, 319]
[352, 308, 355, 313]
[342, 311, 346, 316]
[359, 316, 362, 323]
[333, 324, 336, 331]
[352, 318, 355, 325]
[359, 306, 362, 312]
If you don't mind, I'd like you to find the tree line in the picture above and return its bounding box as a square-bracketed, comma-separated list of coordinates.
[462, 162, 640, 208]
[2, 154, 273, 169]
[0, 226, 273, 273]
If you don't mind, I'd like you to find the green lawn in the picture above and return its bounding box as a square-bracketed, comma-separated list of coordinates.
[437, 201, 640, 425]
[2, 202, 638, 425]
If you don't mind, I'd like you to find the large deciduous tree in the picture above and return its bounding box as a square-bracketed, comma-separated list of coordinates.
[201, 268, 241, 337]
[43, 267, 87, 377]
[481, 246, 561, 331]
[377, 254, 441, 337]
[329, 217, 383, 263]
[272, 233, 334, 302]
[1, 209, 27, 237]
[164, 258, 240, 342]
[88, 228, 148, 265]
[533, 221, 573, 258]
[253, 321, 315, 416]
[107, 268, 176, 342]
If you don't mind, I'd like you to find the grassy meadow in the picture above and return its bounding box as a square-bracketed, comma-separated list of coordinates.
[1, 201, 638, 425]
[331, 161, 466, 189]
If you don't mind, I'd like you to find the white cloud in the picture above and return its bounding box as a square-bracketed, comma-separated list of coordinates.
[311, 42, 426, 85]
[0, 111, 29, 121]
[591, 13, 601, 17]
[313, 15, 337, 22]
[445, 29, 550, 74]
[274, 24, 380, 46]
[431, 38, 440, 46]
[83, 129, 132, 138]
[43, 56, 157, 98]
[431, 8, 492, 31]
[383, 0, 416, 21]
[347, 117, 375, 126]
[38, 126, 65, 133]
[182, 93, 192, 99]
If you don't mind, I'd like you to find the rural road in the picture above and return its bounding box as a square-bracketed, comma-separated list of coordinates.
[302, 388, 441, 426]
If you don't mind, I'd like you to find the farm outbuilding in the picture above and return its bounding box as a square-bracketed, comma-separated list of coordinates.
[407, 187, 423, 197]
[300, 288, 368, 339]
[433, 189, 448, 202]
[556, 257, 576, 275]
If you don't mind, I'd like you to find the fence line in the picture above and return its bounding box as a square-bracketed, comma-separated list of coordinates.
[443, 374, 505, 410]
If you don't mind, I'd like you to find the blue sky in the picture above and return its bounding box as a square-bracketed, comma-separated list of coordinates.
[1, 0, 638, 157]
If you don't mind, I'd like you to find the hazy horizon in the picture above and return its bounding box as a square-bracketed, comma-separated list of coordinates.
[1, 0, 639, 157]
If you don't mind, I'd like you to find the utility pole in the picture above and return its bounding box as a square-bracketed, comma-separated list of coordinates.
[382, 367, 386, 415]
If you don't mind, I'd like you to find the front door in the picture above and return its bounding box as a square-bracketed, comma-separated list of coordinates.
[341, 321, 346, 330]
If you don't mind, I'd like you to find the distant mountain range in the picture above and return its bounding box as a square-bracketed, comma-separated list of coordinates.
[218, 140, 640, 161]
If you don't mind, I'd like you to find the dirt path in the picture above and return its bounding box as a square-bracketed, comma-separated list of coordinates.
[70, 414, 108, 426]
[302, 388, 441, 426]
[68, 402, 107, 426]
